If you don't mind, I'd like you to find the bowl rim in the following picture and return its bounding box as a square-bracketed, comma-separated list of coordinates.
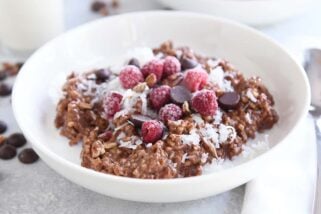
[12, 10, 310, 185]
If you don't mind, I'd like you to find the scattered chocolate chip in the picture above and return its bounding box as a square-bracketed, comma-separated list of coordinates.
[111, 0, 119, 8]
[95, 69, 111, 82]
[181, 57, 198, 70]
[218, 92, 240, 110]
[18, 148, 39, 164]
[170, 86, 192, 104]
[0, 144, 17, 160]
[91, 1, 106, 12]
[130, 114, 152, 127]
[6, 133, 27, 148]
[0, 121, 7, 134]
[0, 83, 12, 96]
[0, 71, 7, 81]
[128, 58, 140, 68]
[91, 1, 109, 16]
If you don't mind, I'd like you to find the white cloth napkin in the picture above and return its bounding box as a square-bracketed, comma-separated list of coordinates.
[242, 116, 317, 214]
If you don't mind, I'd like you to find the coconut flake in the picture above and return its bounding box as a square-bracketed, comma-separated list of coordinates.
[213, 109, 223, 124]
[209, 66, 234, 92]
[180, 130, 200, 146]
[119, 137, 142, 150]
[218, 124, 236, 143]
[245, 113, 252, 124]
[192, 114, 204, 125]
[181, 153, 189, 163]
[246, 89, 257, 103]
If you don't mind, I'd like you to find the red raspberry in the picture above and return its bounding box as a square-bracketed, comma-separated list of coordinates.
[163, 56, 181, 77]
[149, 85, 171, 110]
[141, 120, 164, 143]
[103, 92, 123, 118]
[159, 104, 183, 122]
[119, 65, 144, 89]
[184, 68, 208, 92]
[191, 90, 218, 116]
[141, 59, 164, 81]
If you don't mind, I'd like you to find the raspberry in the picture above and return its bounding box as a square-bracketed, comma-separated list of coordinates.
[103, 92, 123, 118]
[163, 56, 181, 77]
[141, 120, 164, 143]
[141, 59, 164, 81]
[191, 90, 218, 116]
[119, 65, 144, 89]
[149, 85, 171, 110]
[159, 104, 183, 122]
[184, 68, 208, 92]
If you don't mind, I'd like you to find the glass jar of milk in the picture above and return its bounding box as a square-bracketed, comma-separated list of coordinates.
[0, 0, 64, 57]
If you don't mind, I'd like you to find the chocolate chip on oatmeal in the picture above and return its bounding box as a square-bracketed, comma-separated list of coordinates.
[180, 57, 198, 70]
[0, 71, 7, 81]
[0, 144, 17, 160]
[128, 58, 140, 68]
[130, 114, 152, 127]
[95, 68, 111, 82]
[18, 148, 39, 164]
[170, 85, 192, 104]
[0, 83, 12, 96]
[0, 121, 7, 134]
[218, 92, 240, 110]
[6, 133, 27, 148]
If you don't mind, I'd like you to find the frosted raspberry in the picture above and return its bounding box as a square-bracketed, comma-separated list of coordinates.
[184, 68, 208, 92]
[141, 59, 164, 81]
[149, 85, 171, 110]
[163, 56, 181, 77]
[191, 90, 218, 116]
[141, 120, 164, 143]
[159, 104, 183, 122]
[103, 92, 123, 118]
[119, 65, 144, 89]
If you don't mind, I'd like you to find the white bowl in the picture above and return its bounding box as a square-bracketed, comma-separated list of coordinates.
[157, 0, 309, 26]
[12, 11, 310, 202]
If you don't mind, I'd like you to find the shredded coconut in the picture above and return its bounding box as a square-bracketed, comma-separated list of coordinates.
[180, 130, 200, 146]
[213, 109, 223, 124]
[209, 66, 234, 92]
[119, 137, 142, 150]
[245, 113, 252, 124]
[181, 153, 188, 163]
[246, 89, 257, 103]
[201, 153, 209, 164]
[192, 114, 204, 125]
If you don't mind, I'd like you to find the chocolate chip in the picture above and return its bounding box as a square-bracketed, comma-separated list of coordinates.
[16, 62, 24, 70]
[18, 148, 39, 164]
[0, 121, 7, 134]
[6, 133, 26, 148]
[0, 83, 12, 96]
[218, 92, 240, 110]
[181, 57, 198, 70]
[95, 69, 111, 82]
[0, 144, 16, 160]
[130, 114, 152, 127]
[128, 58, 140, 68]
[91, 1, 106, 12]
[170, 86, 192, 104]
[0, 71, 7, 81]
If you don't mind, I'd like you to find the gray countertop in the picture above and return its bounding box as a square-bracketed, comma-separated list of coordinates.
[1, 0, 321, 213]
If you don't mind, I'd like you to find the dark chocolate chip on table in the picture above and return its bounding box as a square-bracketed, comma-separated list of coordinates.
[128, 58, 140, 68]
[18, 148, 39, 164]
[91, 1, 107, 12]
[218, 92, 240, 110]
[170, 86, 192, 104]
[180, 57, 198, 70]
[0, 144, 17, 160]
[0, 121, 7, 134]
[0, 71, 7, 81]
[95, 68, 111, 82]
[6, 133, 27, 148]
[130, 114, 152, 127]
[0, 83, 12, 96]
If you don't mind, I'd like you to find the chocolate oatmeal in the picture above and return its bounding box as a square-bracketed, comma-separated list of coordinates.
[55, 42, 278, 179]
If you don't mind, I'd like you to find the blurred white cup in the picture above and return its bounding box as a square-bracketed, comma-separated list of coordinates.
[0, 0, 64, 56]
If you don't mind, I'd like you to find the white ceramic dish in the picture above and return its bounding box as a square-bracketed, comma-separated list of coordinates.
[157, 0, 309, 26]
[12, 11, 309, 202]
